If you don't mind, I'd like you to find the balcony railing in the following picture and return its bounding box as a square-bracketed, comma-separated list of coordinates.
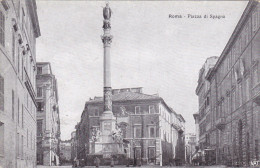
[24, 69, 36, 105]
[215, 117, 226, 130]
[252, 83, 260, 106]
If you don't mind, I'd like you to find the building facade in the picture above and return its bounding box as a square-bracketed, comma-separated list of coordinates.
[60, 140, 72, 164]
[71, 131, 77, 162]
[0, 0, 40, 168]
[75, 87, 185, 166]
[36, 62, 61, 166]
[195, 1, 260, 166]
[185, 133, 197, 164]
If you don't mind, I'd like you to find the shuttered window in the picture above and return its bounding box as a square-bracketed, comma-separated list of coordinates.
[0, 11, 5, 46]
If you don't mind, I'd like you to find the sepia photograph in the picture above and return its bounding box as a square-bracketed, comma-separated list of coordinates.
[0, 0, 259, 168]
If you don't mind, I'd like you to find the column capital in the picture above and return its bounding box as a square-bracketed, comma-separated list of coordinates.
[101, 35, 113, 46]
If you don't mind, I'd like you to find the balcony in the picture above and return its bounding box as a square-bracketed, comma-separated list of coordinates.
[252, 83, 260, 106]
[24, 69, 36, 104]
[172, 123, 184, 134]
[215, 117, 226, 130]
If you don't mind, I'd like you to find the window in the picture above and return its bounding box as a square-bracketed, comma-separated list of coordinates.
[27, 129, 28, 147]
[252, 9, 258, 34]
[22, 104, 24, 128]
[227, 97, 231, 115]
[22, 56, 24, 80]
[18, 47, 20, 73]
[227, 53, 231, 70]
[149, 105, 155, 114]
[37, 87, 42, 97]
[22, 8, 25, 31]
[148, 147, 156, 162]
[31, 131, 32, 149]
[12, 90, 14, 119]
[26, 93, 28, 108]
[12, 30, 15, 63]
[94, 109, 99, 116]
[18, 98, 20, 124]
[134, 125, 142, 138]
[0, 75, 4, 111]
[206, 97, 210, 107]
[0, 11, 5, 46]
[245, 77, 250, 101]
[149, 126, 156, 138]
[135, 106, 140, 114]
[37, 67, 42, 75]
[135, 147, 141, 159]
[256, 140, 259, 160]
[238, 83, 242, 107]
[37, 120, 43, 136]
[17, 133, 19, 157]
[244, 24, 250, 47]
[21, 135, 24, 159]
[0, 122, 4, 156]
[253, 66, 259, 87]
[231, 90, 236, 112]
[37, 102, 44, 112]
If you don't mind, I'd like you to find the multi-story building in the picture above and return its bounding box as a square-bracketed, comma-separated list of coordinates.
[0, 0, 40, 168]
[36, 62, 61, 166]
[71, 131, 77, 161]
[60, 140, 72, 164]
[75, 87, 185, 166]
[195, 1, 260, 166]
[193, 112, 200, 147]
[195, 56, 218, 165]
[185, 133, 197, 164]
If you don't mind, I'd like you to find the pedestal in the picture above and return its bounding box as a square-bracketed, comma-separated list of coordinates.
[92, 111, 124, 156]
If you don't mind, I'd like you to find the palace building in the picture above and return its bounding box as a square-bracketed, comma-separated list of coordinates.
[36, 62, 61, 166]
[0, 0, 41, 168]
[195, 1, 260, 166]
[75, 87, 186, 166]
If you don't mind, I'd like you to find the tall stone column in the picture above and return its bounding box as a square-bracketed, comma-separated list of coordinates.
[94, 3, 118, 155]
[101, 3, 113, 113]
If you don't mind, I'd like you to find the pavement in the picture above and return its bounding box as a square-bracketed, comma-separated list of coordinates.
[37, 165, 229, 168]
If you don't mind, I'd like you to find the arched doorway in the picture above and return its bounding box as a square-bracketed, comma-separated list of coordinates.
[238, 120, 242, 165]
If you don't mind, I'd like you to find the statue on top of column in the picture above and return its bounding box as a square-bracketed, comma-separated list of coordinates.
[103, 3, 112, 29]
[103, 3, 112, 20]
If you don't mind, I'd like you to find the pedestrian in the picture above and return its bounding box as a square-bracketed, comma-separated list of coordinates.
[73, 157, 76, 167]
[76, 159, 79, 167]
[110, 157, 114, 167]
[94, 157, 100, 168]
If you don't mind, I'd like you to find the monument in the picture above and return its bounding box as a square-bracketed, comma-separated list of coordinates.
[90, 3, 124, 161]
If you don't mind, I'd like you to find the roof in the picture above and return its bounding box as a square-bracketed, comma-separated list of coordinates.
[86, 91, 161, 104]
[84, 90, 185, 122]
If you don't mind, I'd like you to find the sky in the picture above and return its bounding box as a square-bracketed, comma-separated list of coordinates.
[36, 1, 248, 140]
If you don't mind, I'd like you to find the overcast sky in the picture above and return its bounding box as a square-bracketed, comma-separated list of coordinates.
[36, 1, 248, 140]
